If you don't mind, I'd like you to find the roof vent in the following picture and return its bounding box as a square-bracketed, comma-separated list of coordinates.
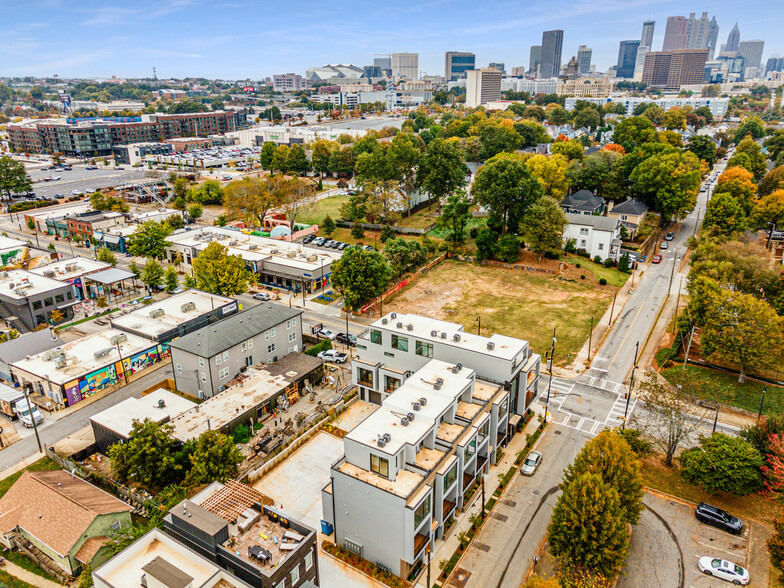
[228, 241, 238, 246]
[456, 363, 462, 371]
[396, 322, 403, 329]
[451, 365, 459, 374]
[407, 324, 413, 331]
[390, 312, 396, 319]
[181, 301, 196, 312]
[157, 399, 166, 408]
[487, 341, 495, 350]
[453, 333, 461, 342]
[110, 333, 127, 345]
[407, 412, 415, 422]
[412, 401, 421, 411]
[419, 397, 427, 406]
[382, 318, 388, 325]
[248, 244, 257, 250]
[400, 416, 409, 426]
[54, 357, 66, 369]
[434, 378, 443, 390]
[94, 348, 113, 360]
[149, 308, 165, 318]
[43, 270, 55, 278]
[430, 330, 437, 337]
[440, 332, 447, 340]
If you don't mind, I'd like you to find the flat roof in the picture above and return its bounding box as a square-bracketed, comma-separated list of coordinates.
[93, 528, 250, 588]
[11, 329, 157, 385]
[110, 290, 235, 338]
[30, 257, 111, 281]
[0, 269, 71, 299]
[338, 461, 423, 498]
[84, 267, 136, 284]
[370, 312, 529, 362]
[0, 236, 29, 250]
[89, 389, 195, 438]
[168, 227, 342, 271]
[25, 204, 91, 221]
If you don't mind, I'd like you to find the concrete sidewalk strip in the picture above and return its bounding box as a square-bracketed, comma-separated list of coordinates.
[1, 560, 63, 588]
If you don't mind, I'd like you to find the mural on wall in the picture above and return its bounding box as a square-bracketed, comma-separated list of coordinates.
[62, 343, 170, 406]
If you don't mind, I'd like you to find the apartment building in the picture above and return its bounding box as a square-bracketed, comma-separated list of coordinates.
[445, 52, 476, 81]
[391, 53, 419, 80]
[563, 213, 623, 261]
[323, 359, 511, 580]
[351, 312, 540, 417]
[641, 49, 708, 90]
[273, 73, 305, 91]
[557, 78, 612, 97]
[466, 68, 502, 108]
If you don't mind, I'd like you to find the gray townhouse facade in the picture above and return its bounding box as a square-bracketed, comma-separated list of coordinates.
[0, 270, 78, 332]
[322, 359, 510, 580]
[169, 304, 303, 399]
[351, 313, 541, 417]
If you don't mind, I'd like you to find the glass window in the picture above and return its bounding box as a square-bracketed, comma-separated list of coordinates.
[598, 243, 604, 251]
[286, 319, 291, 329]
[67, 291, 73, 300]
[275, 581, 285, 588]
[199, 357, 205, 367]
[370, 454, 389, 478]
[358, 368, 374, 388]
[176, 363, 182, 374]
[289, 332, 296, 342]
[370, 329, 382, 344]
[479, 421, 490, 440]
[219, 368, 229, 379]
[241, 342, 247, 352]
[465, 438, 476, 459]
[268, 343, 276, 353]
[391, 334, 408, 352]
[223, 351, 229, 361]
[443, 462, 457, 491]
[385, 375, 401, 392]
[290, 565, 299, 583]
[55, 294, 64, 303]
[580, 228, 589, 235]
[414, 496, 431, 527]
[305, 550, 313, 570]
[270, 327, 276, 338]
[248, 339, 253, 349]
[44, 297, 53, 306]
[32, 301, 42, 310]
[216, 355, 221, 365]
[415, 341, 433, 358]
[292, 317, 297, 327]
[200, 372, 207, 382]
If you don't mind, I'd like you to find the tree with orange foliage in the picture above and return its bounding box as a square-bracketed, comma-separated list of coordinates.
[602, 144, 625, 155]
[715, 166, 757, 214]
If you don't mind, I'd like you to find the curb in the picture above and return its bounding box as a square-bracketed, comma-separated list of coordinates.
[318, 541, 387, 588]
[643, 486, 697, 508]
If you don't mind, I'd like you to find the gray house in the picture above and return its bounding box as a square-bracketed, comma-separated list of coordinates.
[559, 189, 605, 216]
[169, 304, 303, 399]
[0, 270, 78, 332]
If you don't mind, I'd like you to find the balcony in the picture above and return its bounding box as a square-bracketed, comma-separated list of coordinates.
[442, 499, 455, 520]
[414, 532, 430, 558]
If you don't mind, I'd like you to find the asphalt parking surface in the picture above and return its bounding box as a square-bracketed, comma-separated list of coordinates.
[26, 167, 148, 198]
[619, 492, 756, 588]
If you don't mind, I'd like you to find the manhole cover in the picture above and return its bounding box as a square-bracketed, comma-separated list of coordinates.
[450, 568, 472, 588]
[473, 541, 491, 552]
[554, 430, 562, 435]
[490, 512, 508, 522]
[502, 499, 517, 508]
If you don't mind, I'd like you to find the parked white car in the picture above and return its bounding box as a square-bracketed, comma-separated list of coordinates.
[697, 557, 749, 585]
[317, 349, 348, 364]
[316, 328, 336, 340]
[520, 451, 542, 476]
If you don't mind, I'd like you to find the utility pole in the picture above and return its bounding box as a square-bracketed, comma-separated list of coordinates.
[544, 328, 556, 423]
[667, 248, 678, 295]
[683, 325, 696, 367]
[116, 342, 129, 385]
[622, 341, 639, 429]
[758, 386, 767, 422]
[712, 403, 720, 432]
[21, 385, 42, 454]
[587, 317, 593, 363]
[608, 291, 617, 325]
[673, 276, 683, 334]
[481, 474, 486, 520]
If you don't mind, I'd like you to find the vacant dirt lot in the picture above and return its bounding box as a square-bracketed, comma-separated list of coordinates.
[386, 259, 613, 362]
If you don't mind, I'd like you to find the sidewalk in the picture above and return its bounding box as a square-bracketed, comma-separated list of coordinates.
[415, 415, 542, 587]
[1, 560, 62, 588]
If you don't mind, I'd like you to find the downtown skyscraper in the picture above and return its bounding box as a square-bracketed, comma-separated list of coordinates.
[539, 30, 564, 78]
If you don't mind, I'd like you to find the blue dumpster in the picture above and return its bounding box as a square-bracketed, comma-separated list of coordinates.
[321, 520, 334, 535]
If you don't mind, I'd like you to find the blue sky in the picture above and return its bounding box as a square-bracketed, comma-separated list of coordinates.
[1, 0, 782, 80]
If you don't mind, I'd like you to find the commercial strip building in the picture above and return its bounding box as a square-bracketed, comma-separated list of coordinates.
[165, 227, 342, 294]
[322, 359, 513, 579]
[164, 482, 319, 588]
[0, 269, 79, 331]
[23, 204, 91, 236]
[11, 328, 171, 407]
[93, 528, 252, 588]
[563, 95, 730, 118]
[110, 289, 237, 343]
[465, 68, 502, 108]
[0, 328, 63, 384]
[8, 111, 246, 155]
[112, 141, 174, 165]
[169, 303, 303, 399]
[642, 49, 708, 90]
[29, 257, 112, 300]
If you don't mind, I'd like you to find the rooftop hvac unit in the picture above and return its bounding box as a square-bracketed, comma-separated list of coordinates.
[157, 399, 166, 408]
[412, 401, 421, 411]
[434, 378, 443, 390]
[419, 397, 427, 406]
[406, 324, 413, 332]
[181, 302, 196, 312]
[400, 416, 409, 426]
[440, 332, 447, 340]
[110, 333, 128, 345]
[54, 357, 66, 369]
[43, 270, 55, 278]
[487, 341, 495, 350]
[0, 272, 7, 279]
[44, 349, 64, 361]
[94, 348, 113, 360]
[453, 334, 461, 342]
[430, 330, 438, 337]
[270, 249, 278, 254]
[248, 244, 257, 250]
[377, 432, 391, 448]
[149, 308, 165, 318]
[390, 312, 396, 319]
[407, 412, 415, 422]
[228, 241, 238, 246]
[451, 365, 459, 374]
[307, 255, 317, 262]
[64, 263, 78, 272]
[286, 252, 297, 258]
[396, 322, 403, 329]
[381, 318, 388, 325]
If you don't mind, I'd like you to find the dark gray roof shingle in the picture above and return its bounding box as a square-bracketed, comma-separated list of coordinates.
[610, 198, 649, 216]
[168, 304, 301, 357]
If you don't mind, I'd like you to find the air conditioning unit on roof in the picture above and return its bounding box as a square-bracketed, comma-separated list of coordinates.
[110, 333, 127, 345]
[149, 308, 165, 319]
[181, 302, 196, 312]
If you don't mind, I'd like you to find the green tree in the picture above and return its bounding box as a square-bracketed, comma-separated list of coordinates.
[107, 419, 182, 490]
[563, 431, 644, 524]
[438, 192, 472, 245]
[321, 214, 336, 237]
[729, 135, 767, 181]
[514, 121, 551, 148]
[419, 138, 467, 202]
[526, 154, 570, 198]
[701, 290, 784, 383]
[496, 234, 520, 263]
[127, 221, 173, 259]
[703, 191, 747, 236]
[612, 116, 658, 151]
[140, 258, 164, 290]
[573, 108, 601, 131]
[164, 265, 179, 293]
[79, 564, 94, 588]
[550, 139, 584, 162]
[0, 155, 32, 199]
[331, 246, 393, 309]
[760, 166, 784, 197]
[97, 247, 116, 266]
[768, 515, 784, 582]
[478, 123, 522, 160]
[184, 430, 243, 487]
[383, 238, 426, 277]
[260, 142, 276, 170]
[311, 140, 336, 177]
[752, 190, 784, 229]
[271, 144, 290, 173]
[630, 150, 701, 222]
[192, 241, 250, 296]
[475, 228, 498, 260]
[189, 179, 224, 204]
[90, 191, 129, 212]
[522, 197, 568, 260]
[328, 146, 356, 176]
[734, 116, 766, 143]
[566, 150, 624, 200]
[171, 176, 189, 201]
[473, 153, 542, 234]
[548, 472, 630, 579]
[686, 136, 717, 165]
[187, 202, 203, 221]
[351, 221, 365, 240]
[679, 433, 762, 495]
[285, 143, 308, 175]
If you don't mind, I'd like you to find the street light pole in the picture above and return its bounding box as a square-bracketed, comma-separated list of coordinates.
[21, 385, 42, 454]
[713, 404, 719, 433]
[622, 341, 640, 429]
[476, 316, 481, 335]
[543, 328, 556, 423]
[758, 386, 767, 422]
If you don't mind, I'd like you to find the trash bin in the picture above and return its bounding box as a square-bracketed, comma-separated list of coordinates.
[321, 520, 334, 535]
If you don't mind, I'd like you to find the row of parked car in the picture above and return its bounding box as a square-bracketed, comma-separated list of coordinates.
[302, 234, 376, 252]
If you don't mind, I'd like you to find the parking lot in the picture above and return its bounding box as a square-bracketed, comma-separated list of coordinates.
[618, 492, 764, 588]
[24, 166, 148, 198]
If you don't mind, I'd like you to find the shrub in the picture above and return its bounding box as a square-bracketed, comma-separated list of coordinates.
[655, 347, 675, 367]
[679, 433, 763, 495]
[305, 339, 333, 357]
[564, 239, 577, 254]
[603, 258, 614, 268]
[576, 248, 589, 257]
[543, 250, 560, 260]
[593, 255, 603, 264]
[475, 228, 498, 261]
[599, 278, 607, 285]
[351, 221, 365, 240]
[575, 262, 581, 268]
[580, 274, 586, 279]
[379, 224, 394, 243]
[9, 200, 57, 213]
[496, 234, 520, 263]
[232, 424, 250, 444]
[614, 428, 652, 457]
[469, 227, 479, 239]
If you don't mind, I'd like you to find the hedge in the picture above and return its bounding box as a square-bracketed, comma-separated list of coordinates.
[305, 339, 333, 357]
[9, 200, 58, 213]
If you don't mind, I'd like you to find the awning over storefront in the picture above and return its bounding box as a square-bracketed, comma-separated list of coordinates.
[85, 268, 135, 285]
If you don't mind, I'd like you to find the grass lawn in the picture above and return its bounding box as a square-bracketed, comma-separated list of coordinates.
[564, 255, 631, 288]
[661, 365, 780, 416]
[396, 206, 440, 230]
[0, 457, 60, 500]
[641, 455, 774, 524]
[0, 569, 38, 588]
[386, 259, 612, 363]
[427, 216, 487, 241]
[4, 550, 63, 584]
[297, 195, 350, 226]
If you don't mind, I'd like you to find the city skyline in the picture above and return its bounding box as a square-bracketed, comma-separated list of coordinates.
[2, 0, 783, 79]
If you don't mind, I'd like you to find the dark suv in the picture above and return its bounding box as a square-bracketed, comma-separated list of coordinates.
[695, 503, 743, 535]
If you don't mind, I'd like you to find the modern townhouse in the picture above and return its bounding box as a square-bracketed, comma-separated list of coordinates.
[322, 359, 510, 580]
